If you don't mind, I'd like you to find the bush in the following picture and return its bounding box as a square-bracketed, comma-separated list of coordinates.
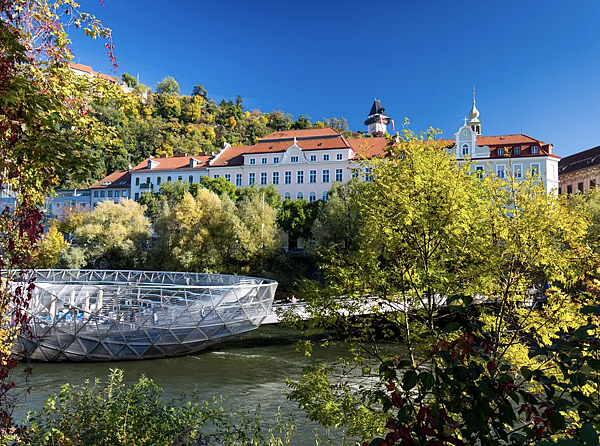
[25, 369, 295, 446]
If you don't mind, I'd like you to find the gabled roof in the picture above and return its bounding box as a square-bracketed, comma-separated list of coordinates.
[91, 171, 131, 189]
[131, 155, 212, 172]
[559, 145, 600, 176]
[476, 134, 547, 147]
[69, 63, 119, 83]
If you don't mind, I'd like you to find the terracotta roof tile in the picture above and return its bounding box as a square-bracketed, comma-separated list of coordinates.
[476, 134, 546, 146]
[131, 155, 211, 171]
[91, 171, 131, 189]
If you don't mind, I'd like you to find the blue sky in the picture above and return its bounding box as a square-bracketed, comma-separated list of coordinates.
[69, 0, 600, 157]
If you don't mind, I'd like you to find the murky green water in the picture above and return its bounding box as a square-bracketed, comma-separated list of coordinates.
[13, 325, 378, 445]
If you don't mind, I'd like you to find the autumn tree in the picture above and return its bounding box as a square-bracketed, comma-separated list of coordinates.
[72, 199, 152, 269]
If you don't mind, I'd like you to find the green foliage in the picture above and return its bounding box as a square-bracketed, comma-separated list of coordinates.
[121, 72, 138, 88]
[277, 199, 322, 241]
[155, 76, 180, 95]
[27, 369, 296, 446]
[71, 199, 152, 269]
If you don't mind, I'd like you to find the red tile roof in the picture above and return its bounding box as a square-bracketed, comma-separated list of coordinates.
[132, 155, 212, 171]
[91, 171, 131, 189]
[347, 137, 394, 159]
[210, 129, 352, 167]
[69, 63, 119, 83]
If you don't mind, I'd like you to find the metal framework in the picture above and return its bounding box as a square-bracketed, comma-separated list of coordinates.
[12, 270, 277, 362]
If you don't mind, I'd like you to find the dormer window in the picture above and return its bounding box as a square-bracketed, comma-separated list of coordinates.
[514, 146, 521, 155]
[290, 156, 299, 163]
[531, 145, 539, 154]
[497, 147, 504, 156]
[462, 144, 469, 155]
[190, 158, 199, 167]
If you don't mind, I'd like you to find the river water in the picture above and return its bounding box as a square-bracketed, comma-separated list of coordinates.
[12, 325, 378, 445]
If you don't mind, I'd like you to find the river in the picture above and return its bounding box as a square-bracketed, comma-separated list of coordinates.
[12, 324, 374, 445]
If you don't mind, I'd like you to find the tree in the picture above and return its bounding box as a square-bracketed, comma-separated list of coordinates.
[155, 76, 180, 95]
[121, 72, 137, 88]
[277, 198, 321, 242]
[192, 84, 207, 98]
[32, 225, 68, 268]
[292, 114, 312, 130]
[286, 126, 593, 441]
[73, 199, 152, 269]
[237, 184, 282, 210]
[0, 0, 115, 435]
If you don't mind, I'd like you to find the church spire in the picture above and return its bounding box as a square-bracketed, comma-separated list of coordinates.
[467, 87, 482, 136]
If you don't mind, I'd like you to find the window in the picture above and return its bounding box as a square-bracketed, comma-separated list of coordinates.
[250, 158, 256, 165]
[335, 169, 343, 182]
[261, 157, 268, 164]
[146, 177, 151, 184]
[365, 167, 372, 182]
[236, 173, 242, 186]
[167, 176, 172, 182]
[462, 144, 469, 155]
[260, 172, 267, 185]
[531, 145, 539, 154]
[272, 172, 279, 185]
[122, 191, 128, 198]
[225, 174, 231, 182]
[322, 190, 328, 201]
[284, 171, 292, 184]
[309, 170, 317, 183]
[189, 175, 194, 183]
[310, 155, 317, 162]
[100, 191, 105, 198]
[591, 179, 596, 189]
[514, 146, 521, 155]
[213, 174, 220, 179]
[497, 147, 504, 157]
[578, 182, 584, 192]
[284, 192, 291, 200]
[93, 191, 99, 198]
[497, 165, 505, 179]
[115, 190, 120, 197]
[274, 157, 280, 164]
[567, 185, 573, 194]
[322, 169, 330, 183]
[475, 166, 484, 179]
[134, 192, 139, 201]
[157, 177, 161, 185]
[135, 178, 140, 186]
[297, 170, 304, 184]
[309, 191, 317, 202]
[178, 176, 182, 182]
[248, 173, 255, 186]
[291, 156, 299, 163]
[531, 163, 540, 176]
[514, 164, 522, 179]
[296, 191, 304, 200]
[336, 153, 343, 160]
[323, 154, 330, 161]
[108, 191, 113, 198]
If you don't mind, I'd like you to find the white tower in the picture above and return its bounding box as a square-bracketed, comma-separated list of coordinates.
[468, 87, 482, 136]
[364, 99, 390, 137]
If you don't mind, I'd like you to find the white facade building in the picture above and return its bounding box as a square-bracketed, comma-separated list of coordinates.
[120, 100, 562, 202]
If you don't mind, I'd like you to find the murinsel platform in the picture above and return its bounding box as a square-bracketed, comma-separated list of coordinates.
[11, 270, 277, 362]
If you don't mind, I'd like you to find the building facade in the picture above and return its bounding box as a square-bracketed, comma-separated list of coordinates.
[558, 145, 600, 194]
[108, 99, 562, 204]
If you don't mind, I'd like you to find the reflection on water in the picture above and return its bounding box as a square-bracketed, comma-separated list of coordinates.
[13, 325, 387, 445]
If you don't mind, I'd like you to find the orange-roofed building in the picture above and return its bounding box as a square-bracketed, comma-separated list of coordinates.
[90, 170, 131, 207]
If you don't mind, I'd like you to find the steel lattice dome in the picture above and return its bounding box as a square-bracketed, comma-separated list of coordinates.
[12, 270, 278, 362]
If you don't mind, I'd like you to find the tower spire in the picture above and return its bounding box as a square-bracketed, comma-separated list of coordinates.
[467, 87, 482, 136]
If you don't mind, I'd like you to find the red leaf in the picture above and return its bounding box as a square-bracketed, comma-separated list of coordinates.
[487, 360, 495, 374]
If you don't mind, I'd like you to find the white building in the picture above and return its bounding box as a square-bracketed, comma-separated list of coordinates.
[90, 170, 131, 206]
[121, 99, 561, 202]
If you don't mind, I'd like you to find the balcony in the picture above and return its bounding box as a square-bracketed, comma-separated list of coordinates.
[139, 183, 154, 190]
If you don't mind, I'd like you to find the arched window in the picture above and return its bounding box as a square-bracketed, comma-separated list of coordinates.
[157, 177, 161, 185]
[309, 191, 317, 202]
[189, 175, 194, 183]
[284, 192, 291, 201]
[462, 144, 469, 155]
[322, 190, 328, 201]
[296, 191, 304, 200]
[167, 176, 172, 182]
[178, 176, 182, 182]
[146, 177, 151, 184]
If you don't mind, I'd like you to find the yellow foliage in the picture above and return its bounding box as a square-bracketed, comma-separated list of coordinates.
[33, 225, 68, 268]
